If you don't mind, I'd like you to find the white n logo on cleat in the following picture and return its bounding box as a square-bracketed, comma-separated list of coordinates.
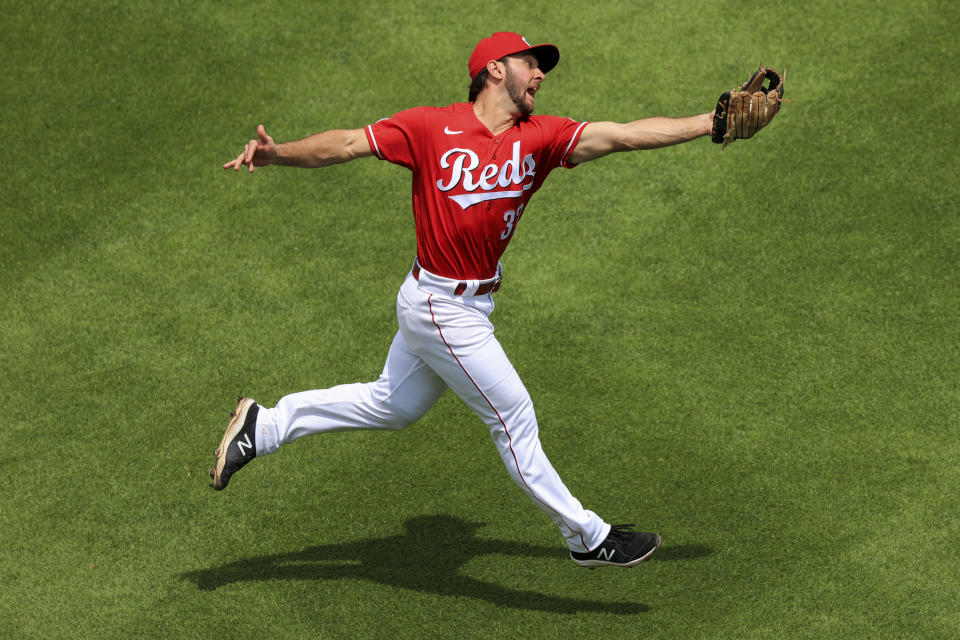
[596, 547, 615, 561]
[236, 433, 253, 456]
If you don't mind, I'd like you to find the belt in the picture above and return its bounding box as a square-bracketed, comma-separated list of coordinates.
[412, 262, 502, 296]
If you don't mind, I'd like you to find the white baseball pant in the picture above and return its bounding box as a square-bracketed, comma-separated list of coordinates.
[254, 264, 611, 553]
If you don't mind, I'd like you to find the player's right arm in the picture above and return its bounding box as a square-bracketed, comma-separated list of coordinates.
[223, 124, 373, 173]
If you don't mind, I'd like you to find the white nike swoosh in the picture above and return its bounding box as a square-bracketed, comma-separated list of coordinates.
[444, 127, 464, 135]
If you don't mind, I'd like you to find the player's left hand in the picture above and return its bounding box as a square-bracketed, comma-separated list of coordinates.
[223, 124, 277, 172]
[711, 66, 785, 149]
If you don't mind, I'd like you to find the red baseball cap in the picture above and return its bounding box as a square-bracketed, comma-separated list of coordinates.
[468, 32, 560, 79]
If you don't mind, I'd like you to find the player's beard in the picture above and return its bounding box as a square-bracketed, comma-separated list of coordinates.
[505, 65, 534, 116]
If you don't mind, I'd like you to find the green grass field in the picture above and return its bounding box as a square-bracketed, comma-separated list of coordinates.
[3, 1, 958, 638]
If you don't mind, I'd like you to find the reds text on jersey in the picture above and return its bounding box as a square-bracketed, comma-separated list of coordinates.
[365, 103, 588, 280]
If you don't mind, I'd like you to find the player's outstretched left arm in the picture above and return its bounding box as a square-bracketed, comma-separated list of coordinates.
[569, 113, 714, 165]
[223, 124, 373, 173]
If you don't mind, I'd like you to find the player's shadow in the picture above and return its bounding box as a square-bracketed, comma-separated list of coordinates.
[181, 515, 713, 614]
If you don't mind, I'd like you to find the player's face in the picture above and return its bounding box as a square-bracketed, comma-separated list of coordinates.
[504, 54, 544, 116]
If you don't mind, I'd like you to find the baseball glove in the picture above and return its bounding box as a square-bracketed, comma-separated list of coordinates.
[712, 65, 785, 148]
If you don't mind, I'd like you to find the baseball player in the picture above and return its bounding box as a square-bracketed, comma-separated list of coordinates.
[213, 32, 782, 568]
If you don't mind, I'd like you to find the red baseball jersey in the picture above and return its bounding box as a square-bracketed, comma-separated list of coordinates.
[364, 102, 588, 280]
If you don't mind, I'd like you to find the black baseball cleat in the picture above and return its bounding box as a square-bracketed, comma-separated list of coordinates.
[570, 524, 661, 568]
[209, 397, 259, 491]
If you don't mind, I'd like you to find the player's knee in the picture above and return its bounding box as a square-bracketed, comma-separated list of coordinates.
[378, 412, 414, 430]
[369, 377, 436, 430]
[382, 400, 433, 430]
[370, 394, 428, 430]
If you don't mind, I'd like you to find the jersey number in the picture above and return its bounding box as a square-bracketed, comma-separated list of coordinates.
[500, 204, 524, 240]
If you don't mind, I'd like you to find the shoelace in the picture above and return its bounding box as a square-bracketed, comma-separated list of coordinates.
[608, 524, 637, 540]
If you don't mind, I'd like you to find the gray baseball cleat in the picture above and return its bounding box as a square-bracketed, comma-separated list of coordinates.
[570, 524, 661, 568]
[209, 397, 259, 490]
